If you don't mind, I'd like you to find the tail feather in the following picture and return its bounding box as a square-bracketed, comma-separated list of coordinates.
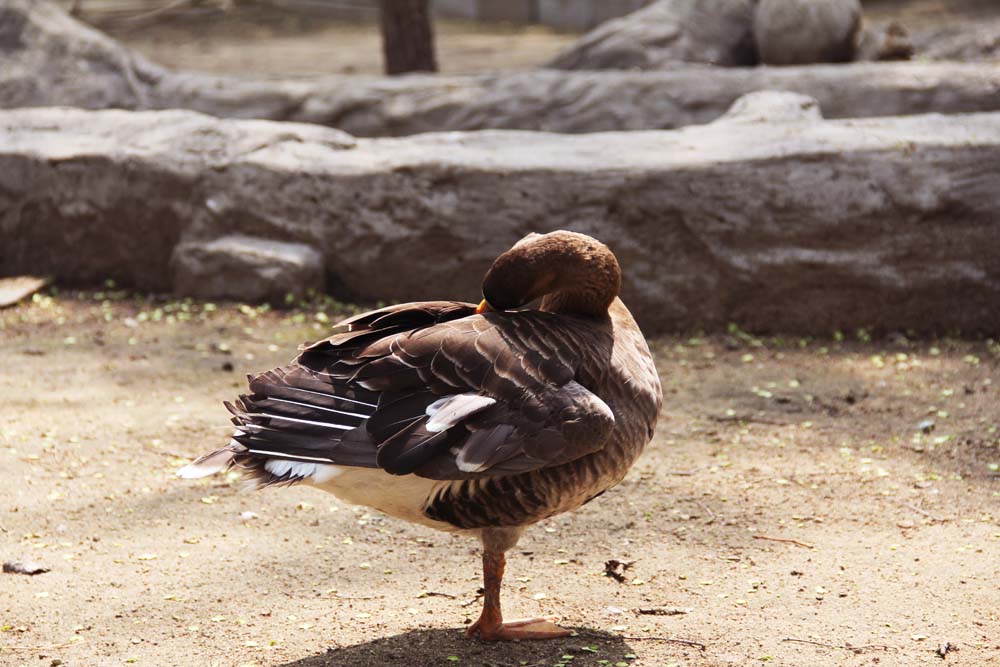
[177, 441, 242, 479]
[180, 364, 382, 487]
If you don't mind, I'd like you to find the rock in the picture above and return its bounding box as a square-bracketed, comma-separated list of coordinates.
[3, 560, 50, 575]
[856, 22, 915, 62]
[0, 276, 50, 308]
[2, 100, 1000, 334]
[170, 235, 325, 305]
[0, 0, 315, 118]
[0, 0, 158, 110]
[909, 22, 1000, 63]
[711, 91, 822, 125]
[937, 642, 957, 659]
[546, 0, 757, 70]
[535, 0, 650, 32]
[293, 63, 1000, 136]
[3, 1, 1000, 136]
[755, 0, 862, 65]
[0, 108, 352, 291]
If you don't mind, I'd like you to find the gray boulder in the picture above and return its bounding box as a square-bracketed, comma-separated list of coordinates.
[546, 0, 757, 70]
[909, 22, 1000, 63]
[0, 0, 315, 119]
[755, 0, 862, 65]
[0, 0, 158, 110]
[3, 98, 1000, 334]
[170, 236, 325, 304]
[856, 22, 915, 62]
[711, 90, 822, 124]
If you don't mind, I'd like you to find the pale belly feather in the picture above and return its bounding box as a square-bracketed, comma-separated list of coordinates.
[307, 465, 461, 532]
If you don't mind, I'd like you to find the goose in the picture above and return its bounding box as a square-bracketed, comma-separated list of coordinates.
[179, 230, 662, 640]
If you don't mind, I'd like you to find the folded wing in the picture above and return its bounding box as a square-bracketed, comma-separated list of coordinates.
[182, 300, 615, 485]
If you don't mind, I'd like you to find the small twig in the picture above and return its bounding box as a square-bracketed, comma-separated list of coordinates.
[1, 639, 82, 652]
[625, 636, 705, 650]
[852, 645, 897, 654]
[460, 593, 484, 608]
[577, 630, 705, 650]
[417, 591, 456, 599]
[618, 636, 705, 650]
[144, 445, 190, 459]
[681, 496, 718, 524]
[752, 535, 815, 549]
[782, 637, 895, 654]
[634, 607, 691, 616]
[334, 594, 379, 600]
[782, 638, 840, 649]
[709, 414, 789, 427]
[789, 471, 856, 477]
[902, 502, 946, 523]
[664, 469, 698, 477]
[694, 500, 717, 525]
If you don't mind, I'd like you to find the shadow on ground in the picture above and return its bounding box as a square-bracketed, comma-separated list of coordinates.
[275, 627, 639, 667]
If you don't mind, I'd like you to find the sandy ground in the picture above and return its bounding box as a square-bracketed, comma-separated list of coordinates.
[1, 290, 998, 667]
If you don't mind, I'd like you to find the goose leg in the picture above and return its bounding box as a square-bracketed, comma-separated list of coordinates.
[466, 551, 571, 641]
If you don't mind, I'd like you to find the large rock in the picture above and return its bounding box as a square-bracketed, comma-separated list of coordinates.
[711, 90, 822, 124]
[3, 99, 1000, 335]
[292, 63, 1000, 135]
[856, 21, 915, 63]
[909, 21, 1000, 63]
[0, 110, 354, 292]
[0, 0, 315, 119]
[755, 0, 862, 65]
[546, 0, 757, 70]
[170, 235, 325, 304]
[3, 0, 1000, 136]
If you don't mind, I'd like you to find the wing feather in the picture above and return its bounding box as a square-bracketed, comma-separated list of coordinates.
[197, 300, 616, 485]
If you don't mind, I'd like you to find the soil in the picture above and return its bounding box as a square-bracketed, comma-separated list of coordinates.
[1, 290, 998, 667]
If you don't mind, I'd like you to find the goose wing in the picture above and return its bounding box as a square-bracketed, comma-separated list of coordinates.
[197, 301, 615, 484]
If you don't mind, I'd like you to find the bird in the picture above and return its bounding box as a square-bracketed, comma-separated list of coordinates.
[179, 230, 662, 641]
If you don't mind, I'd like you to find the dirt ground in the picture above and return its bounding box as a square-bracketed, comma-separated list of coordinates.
[1, 290, 998, 667]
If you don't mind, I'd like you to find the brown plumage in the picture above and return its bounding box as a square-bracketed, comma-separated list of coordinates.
[180, 230, 662, 640]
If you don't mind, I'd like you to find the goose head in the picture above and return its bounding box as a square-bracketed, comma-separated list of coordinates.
[478, 231, 621, 318]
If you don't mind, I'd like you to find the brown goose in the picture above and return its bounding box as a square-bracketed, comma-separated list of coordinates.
[179, 230, 662, 640]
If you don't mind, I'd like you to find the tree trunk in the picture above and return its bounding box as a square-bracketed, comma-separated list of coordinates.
[378, 0, 438, 75]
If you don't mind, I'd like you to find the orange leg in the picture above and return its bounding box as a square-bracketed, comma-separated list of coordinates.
[466, 551, 571, 641]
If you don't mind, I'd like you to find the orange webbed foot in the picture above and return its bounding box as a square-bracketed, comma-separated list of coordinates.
[467, 616, 572, 641]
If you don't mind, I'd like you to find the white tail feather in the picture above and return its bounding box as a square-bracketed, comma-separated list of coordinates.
[177, 443, 239, 478]
[264, 459, 319, 479]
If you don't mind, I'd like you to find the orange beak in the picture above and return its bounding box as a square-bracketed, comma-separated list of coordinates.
[475, 299, 490, 315]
